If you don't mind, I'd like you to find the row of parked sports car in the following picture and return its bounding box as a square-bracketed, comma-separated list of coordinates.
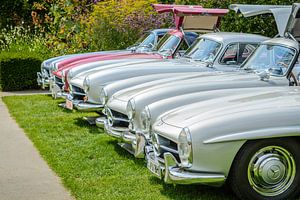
[37, 3, 300, 200]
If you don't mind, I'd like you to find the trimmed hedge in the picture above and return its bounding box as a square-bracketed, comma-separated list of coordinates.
[0, 52, 43, 91]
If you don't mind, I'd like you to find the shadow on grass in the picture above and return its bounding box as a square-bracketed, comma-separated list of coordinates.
[107, 140, 146, 167]
[73, 117, 103, 135]
[148, 176, 237, 200]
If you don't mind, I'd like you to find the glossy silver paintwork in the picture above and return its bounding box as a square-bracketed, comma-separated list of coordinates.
[47, 29, 170, 93]
[142, 3, 300, 190]
[99, 72, 206, 105]
[106, 72, 291, 148]
[105, 36, 299, 156]
[147, 85, 300, 186]
[71, 32, 267, 110]
[37, 55, 74, 89]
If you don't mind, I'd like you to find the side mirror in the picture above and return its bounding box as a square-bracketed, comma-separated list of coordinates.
[127, 46, 136, 53]
[161, 49, 173, 59]
[205, 62, 214, 68]
[257, 70, 270, 81]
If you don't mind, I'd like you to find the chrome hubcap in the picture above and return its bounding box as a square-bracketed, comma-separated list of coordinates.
[248, 146, 296, 196]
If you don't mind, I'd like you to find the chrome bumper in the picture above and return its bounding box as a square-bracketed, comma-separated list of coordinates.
[51, 83, 68, 99]
[74, 101, 103, 112]
[95, 116, 106, 128]
[104, 120, 129, 139]
[133, 132, 147, 158]
[37, 72, 50, 89]
[146, 149, 226, 186]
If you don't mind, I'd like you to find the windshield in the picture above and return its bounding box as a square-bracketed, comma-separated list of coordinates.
[134, 32, 156, 48]
[243, 44, 296, 75]
[184, 38, 221, 63]
[156, 33, 181, 54]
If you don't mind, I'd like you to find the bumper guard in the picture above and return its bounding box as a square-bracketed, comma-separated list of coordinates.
[74, 101, 103, 112]
[146, 149, 226, 186]
[37, 72, 50, 89]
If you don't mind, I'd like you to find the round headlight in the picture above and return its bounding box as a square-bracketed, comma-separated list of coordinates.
[141, 106, 151, 133]
[126, 98, 136, 120]
[178, 127, 192, 168]
[99, 88, 108, 105]
[83, 77, 91, 93]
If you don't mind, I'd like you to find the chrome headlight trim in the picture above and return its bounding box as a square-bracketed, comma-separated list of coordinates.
[126, 98, 136, 120]
[178, 127, 193, 168]
[83, 77, 91, 93]
[141, 106, 151, 133]
[99, 88, 108, 105]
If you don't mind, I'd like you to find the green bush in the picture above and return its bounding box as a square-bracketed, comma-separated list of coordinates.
[86, 0, 173, 51]
[0, 52, 43, 91]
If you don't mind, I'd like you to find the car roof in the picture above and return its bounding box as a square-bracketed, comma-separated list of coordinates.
[200, 32, 270, 44]
[263, 37, 299, 51]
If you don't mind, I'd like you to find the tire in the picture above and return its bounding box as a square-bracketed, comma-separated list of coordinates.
[229, 138, 300, 200]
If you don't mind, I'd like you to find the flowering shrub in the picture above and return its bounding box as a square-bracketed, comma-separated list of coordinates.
[31, 0, 100, 53]
[86, 0, 173, 50]
[0, 26, 50, 58]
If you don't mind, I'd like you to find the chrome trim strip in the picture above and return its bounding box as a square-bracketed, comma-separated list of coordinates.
[163, 153, 226, 186]
[160, 145, 178, 155]
[75, 102, 103, 111]
[95, 117, 106, 128]
[104, 120, 123, 138]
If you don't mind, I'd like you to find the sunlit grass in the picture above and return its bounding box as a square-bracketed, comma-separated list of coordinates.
[3, 95, 237, 200]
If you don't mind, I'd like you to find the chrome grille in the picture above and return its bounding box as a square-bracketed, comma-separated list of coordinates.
[106, 108, 129, 127]
[70, 85, 85, 100]
[42, 68, 50, 78]
[152, 132, 179, 162]
[54, 76, 64, 89]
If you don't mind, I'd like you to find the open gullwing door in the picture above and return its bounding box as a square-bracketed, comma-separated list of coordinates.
[152, 4, 229, 32]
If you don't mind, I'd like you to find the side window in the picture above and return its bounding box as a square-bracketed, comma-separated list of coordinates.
[220, 43, 238, 65]
[174, 40, 189, 57]
[239, 43, 258, 64]
[185, 34, 198, 46]
[220, 43, 258, 65]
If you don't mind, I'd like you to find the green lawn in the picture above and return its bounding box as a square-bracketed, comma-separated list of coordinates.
[3, 95, 237, 200]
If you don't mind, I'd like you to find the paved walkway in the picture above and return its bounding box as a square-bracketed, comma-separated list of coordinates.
[0, 90, 50, 97]
[0, 91, 73, 200]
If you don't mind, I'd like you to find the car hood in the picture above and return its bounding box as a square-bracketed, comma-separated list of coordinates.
[160, 86, 300, 129]
[69, 59, 161, 87]
[114, 71, 286, 103]
[80, 58, 232, 91]
[112, 71, 223, 102]
[56, 50, 130, 68]
[88, 58, 214, 80]
[58, 51, 162, 72]
[104, 72, 207, 98]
